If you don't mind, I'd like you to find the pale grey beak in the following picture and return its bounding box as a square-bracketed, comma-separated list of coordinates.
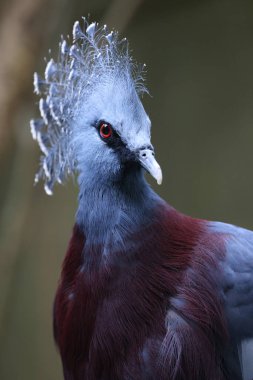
[138, 148, 163, 185]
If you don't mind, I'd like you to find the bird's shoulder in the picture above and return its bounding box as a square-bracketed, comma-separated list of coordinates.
[208, 220, 253, 340]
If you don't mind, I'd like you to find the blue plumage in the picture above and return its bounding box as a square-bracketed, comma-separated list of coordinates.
[31, 19, 148, 195]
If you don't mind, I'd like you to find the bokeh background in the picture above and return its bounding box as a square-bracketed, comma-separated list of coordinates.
[0, 0, 253, 379]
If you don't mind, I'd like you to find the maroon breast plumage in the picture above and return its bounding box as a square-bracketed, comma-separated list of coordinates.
[54, 206, 228, 380]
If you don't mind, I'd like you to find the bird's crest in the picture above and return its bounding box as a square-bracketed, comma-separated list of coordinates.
[31, 19, 147, 195]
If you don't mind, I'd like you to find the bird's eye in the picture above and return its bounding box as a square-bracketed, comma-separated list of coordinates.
[99, 123, 112, 139]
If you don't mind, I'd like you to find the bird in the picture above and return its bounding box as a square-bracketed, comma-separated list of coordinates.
[31, 19, 253, 380]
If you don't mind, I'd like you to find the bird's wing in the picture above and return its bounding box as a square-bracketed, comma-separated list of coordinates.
[209, 221, 253, 340]
[209, 221, 253, 380]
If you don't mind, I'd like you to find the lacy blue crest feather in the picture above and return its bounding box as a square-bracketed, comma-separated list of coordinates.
[31, 19, 147, 195]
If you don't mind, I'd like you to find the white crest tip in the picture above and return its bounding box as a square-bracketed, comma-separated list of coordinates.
[45, 59, 56, 82]
[86, 22, 96, 37]
[61, 40, 68, 55]
[44, 184, 53, 196]
[73, 21, 83, 40]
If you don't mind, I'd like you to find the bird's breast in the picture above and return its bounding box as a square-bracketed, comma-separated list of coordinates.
[53, 207, 228, 379]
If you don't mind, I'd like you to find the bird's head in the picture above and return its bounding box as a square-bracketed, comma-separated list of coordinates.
[31, 19, 162, 195]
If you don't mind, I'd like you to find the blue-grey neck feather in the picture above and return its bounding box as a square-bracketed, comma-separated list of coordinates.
[76, 165, 161, 261]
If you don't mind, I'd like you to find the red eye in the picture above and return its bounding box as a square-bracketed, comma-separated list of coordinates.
[99, 123, 112, 139]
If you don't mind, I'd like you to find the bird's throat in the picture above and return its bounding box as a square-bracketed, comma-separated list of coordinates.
[76, 168, 160, 262]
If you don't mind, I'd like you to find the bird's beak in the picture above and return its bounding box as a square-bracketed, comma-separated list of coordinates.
[138, 147, 163, 185]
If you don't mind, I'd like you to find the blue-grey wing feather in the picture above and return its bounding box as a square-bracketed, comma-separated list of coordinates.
[209, 221, 253, 380]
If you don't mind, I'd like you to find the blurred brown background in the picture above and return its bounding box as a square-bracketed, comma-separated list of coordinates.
[0, 0, 253, 379]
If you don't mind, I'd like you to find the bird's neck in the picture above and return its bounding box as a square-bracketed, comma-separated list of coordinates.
[76, 166, 161, 257]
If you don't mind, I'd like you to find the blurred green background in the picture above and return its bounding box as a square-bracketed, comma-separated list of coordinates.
[0, 0, 253, 379]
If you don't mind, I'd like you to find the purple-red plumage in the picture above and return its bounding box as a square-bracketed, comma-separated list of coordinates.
[54, 206, 229, 379]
